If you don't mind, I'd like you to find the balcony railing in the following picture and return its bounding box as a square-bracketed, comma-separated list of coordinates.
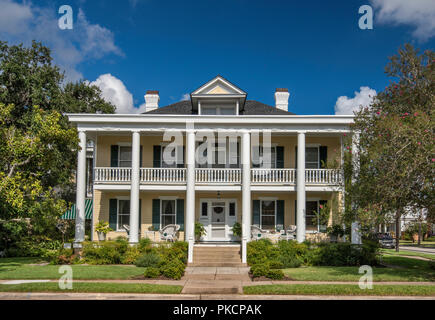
[94, 167, 132, 183]
[140, 168, 186, 183]
[195, 168, 241, 184]
[94, 167, 343, 185]
[251, 168, 296, 184]
[305, 169, 343, 185]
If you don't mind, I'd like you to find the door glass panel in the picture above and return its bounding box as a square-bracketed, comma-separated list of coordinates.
[229, 202, 236, 217]
[212, 205, 225, 224]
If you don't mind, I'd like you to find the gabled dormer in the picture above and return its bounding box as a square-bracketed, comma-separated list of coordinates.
[191, 75, 247, 115]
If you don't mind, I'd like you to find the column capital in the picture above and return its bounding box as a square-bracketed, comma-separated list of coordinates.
[297, 130, 307, 135]
[131, 129, 141, 134]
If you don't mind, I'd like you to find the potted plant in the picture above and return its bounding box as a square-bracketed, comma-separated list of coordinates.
[95, 221, 113, 241]
[232, 222, 242, 239]
[194, 222, 206, 241]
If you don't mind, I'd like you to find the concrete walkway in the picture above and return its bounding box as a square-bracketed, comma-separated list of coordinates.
[1, 292, 434, 300]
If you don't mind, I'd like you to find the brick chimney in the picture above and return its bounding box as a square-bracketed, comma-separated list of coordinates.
[274, 88, 290, 112]
[145, 90, 159, 112]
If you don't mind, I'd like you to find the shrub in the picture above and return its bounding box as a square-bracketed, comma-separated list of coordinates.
[137, 238, 152, 253]
[160, 259, 185, 280]
[121, 246, 141, 264]
[144, 267, 161, 278]
[82, 242, 121, 264]
[266, 269, 284, 280]
[247, 239, 278, 265]
[280, 255, 302, 268]
[269, 260, 284, 269]
[312, 242, 379, 266]
[250, 263, 269, 278]
[47, 248, 75, 265]
[428, 260, 435, 271]
[114, 236, 129, 255]
[135, 252, 161, 268]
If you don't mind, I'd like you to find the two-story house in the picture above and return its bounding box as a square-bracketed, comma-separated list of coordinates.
[67, 76, 354, 263]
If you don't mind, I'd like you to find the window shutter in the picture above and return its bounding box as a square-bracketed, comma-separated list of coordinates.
[152, 199, 160, 230]
[140, 146, 143, 167]
[109, 199, 118, 230]
[319, 146, 328, 168]
[153, 146, 161, 168]
[319, 200, 328, 232]
[276, 146, 284, 168]
[138, 199, 142, 231]
[252, 200, 260, 226]
[294, 200, 297, 225]
[276, 200, 285, 230]
[110, 145, 119, 167]
[295, 146, 298, 168]
[176, 199, 185, 231]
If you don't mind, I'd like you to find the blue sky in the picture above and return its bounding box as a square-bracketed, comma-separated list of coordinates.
[0, 0, 434, 114]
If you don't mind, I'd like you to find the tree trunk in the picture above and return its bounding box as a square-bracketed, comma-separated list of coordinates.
[418, 220, 422, 246]
[395, 212, 400, 252]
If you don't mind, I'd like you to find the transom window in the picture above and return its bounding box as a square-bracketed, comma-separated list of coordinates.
[117, 199, 130, 231]
[261, 200, 276, 230]
[161, 199, 176, 227]
[119, 146, 132, 168]
[305, 147, 319, 169]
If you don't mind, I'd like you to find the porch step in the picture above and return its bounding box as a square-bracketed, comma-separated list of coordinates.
[181, 280, 242, 294]
[191, 246, 244, 267]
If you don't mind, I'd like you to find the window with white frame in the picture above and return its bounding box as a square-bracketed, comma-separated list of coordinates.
[306, 200, 325, 232]
[253, 146, 277, 168]
[201, 106, 236, 115]
[261, 200, 276, 230]
[117, 199, 130, 231]
[161, 144, 182, 168]
[161, 199, 176, 227]
[305, 147, 319, 169]
[119, 146, 132, 167]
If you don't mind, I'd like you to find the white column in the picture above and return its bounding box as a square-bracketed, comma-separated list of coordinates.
[129, 130, 140, 244]
[75, 130, 87, 244]
[241, 131, 251, 264]
[351, 132, 362, 244]
[296, 131, 306, 243]
[186, 130, 196, 263]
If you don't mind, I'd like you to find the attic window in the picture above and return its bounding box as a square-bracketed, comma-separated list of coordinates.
[201, 106, 236, 115]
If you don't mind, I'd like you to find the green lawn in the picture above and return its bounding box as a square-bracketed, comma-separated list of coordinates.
[0, 257, 147, 280]
[282, 265, 434, 282]
[0, 282, 182, 294]
[243, 284, 435, 296]
[282, 255, 434, 282]
[400, 240, 435, 248]
[381, 249, 435, 260]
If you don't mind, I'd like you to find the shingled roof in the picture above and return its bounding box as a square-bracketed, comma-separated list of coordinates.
[143, 100, 295, 115]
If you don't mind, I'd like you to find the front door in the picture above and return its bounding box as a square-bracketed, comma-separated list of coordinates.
[199, 199, 237, 241]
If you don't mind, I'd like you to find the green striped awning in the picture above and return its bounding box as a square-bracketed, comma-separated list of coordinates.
[60, 199, 93, 220]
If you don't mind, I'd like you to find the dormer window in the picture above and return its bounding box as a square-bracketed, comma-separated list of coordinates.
[201, 106, 237, 115]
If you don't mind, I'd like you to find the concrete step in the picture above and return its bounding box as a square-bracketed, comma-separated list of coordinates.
[181, 280, 242, 294]
[188, 262, 246, 267]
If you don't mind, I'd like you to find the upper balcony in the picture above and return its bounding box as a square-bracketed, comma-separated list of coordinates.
[94, 167, 343, 186]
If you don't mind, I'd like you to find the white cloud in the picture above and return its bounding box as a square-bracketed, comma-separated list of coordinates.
[0, 0, 123, 82]
[91, 74, 147, 114]
[181, 93, 190, 101]
[334, 87, 376, 115]
[370, 0, 435, 41]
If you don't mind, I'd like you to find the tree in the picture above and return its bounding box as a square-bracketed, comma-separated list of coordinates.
[348, 44, 434, 251]
[0, 41, 115, 232]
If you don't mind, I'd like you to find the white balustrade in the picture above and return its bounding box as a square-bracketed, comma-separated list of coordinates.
[94, 167, 343, 185]
[251, 169, 296, 184]
[195, 168, 241, 184]
[94, 167, 132, 183]
[140, 168, 186, 183]
[304, 169, 343, 185]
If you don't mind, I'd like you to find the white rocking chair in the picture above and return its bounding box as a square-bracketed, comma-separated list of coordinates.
[159, 224, 180, 242]
[251, 225, 269, 241]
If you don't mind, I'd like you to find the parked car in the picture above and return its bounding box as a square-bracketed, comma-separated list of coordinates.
[377, 233, 395, 249]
